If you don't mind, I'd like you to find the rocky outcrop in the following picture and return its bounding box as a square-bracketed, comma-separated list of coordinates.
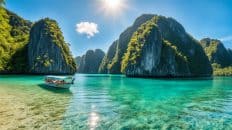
[28, 18, 76, 74]
[75, 56, 82, 69]
[99, 14, 155, 74]
[121, 15, 212, 77]
[229, 49, 232, 62]
[77, 49, 105, 73]
[0, 7, 76, 74]
[98, 40, 118, 73]
[200, 38, 232, 67]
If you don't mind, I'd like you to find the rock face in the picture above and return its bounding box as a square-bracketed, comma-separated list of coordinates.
[99, 14, 155, 74]
[98, 40, 118, 73]
[75, 56, 82, 69]
[0, 8, 76, 74]
[200, 38, 232, 67]
[28, 18, 76, 74]
[77, 49, 105, 73]
[229, 49, 232, 62]
[121, 15, 212, 77]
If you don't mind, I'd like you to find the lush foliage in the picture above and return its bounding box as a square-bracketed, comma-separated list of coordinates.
[200, 38, 232, 76]
[163, 40, 187, 62]
[200, 38, 232, 68]
[100, 14, 155, 74]
[153, 16, 212, 76]
[30, 18, 76, 71]
[121, 18, 158, 72]
[0, 7, 76, 74]
[0, 7, 31, 72]
[98, 40, 118, 73]
[213, 64, 232, 76]
[43, 18, 76, 70]
[121, 15, 211, 76]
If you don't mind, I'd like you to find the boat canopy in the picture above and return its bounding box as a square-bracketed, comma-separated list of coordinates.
[45, 76, 73, 80]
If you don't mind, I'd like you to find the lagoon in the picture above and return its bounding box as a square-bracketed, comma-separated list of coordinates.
[0, 74, 232, 129]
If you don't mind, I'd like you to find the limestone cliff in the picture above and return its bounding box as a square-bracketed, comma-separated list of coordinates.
[28, 18, 76, 74]
[229, 49, 232, 62]
[77, 49, 105, 73]
[75, 56, 82, 69]
[200, 38, 232, 76]
[98, 40, 118, 73]
[99, 14, 155, 74]
[200, 38, 232, 67]
[122, 15, 212, 77]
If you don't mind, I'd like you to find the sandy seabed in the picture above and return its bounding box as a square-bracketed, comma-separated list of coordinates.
[0, 85, 71, 130]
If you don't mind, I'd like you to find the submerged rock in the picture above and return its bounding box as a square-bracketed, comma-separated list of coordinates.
[121, 15, 212, 77]
[28, 18, 76, 74]
[77, 49, 105, 73]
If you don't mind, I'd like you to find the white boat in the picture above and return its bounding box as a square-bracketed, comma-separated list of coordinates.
[44, 76, 75, 88]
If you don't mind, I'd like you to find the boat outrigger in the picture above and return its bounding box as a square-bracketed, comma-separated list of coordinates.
[44, 76, 75, 88]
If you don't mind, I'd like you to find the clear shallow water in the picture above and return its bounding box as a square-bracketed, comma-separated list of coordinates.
[1, 74, 232, 129]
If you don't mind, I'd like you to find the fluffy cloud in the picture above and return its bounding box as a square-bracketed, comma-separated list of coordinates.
[76, 22, 99, 38]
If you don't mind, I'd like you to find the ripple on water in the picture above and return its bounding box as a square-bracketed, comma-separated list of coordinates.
[1, 75, 232, 129]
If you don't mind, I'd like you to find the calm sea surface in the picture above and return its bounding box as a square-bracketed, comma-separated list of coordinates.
[0, 74, 232, 129]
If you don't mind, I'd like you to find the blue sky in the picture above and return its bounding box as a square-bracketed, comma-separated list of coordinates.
[5, 0, 232, 56]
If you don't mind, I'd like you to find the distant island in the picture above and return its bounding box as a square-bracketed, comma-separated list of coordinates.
[1, 5, 232, 77]
[76, 15, 232, 77]
[76, 49, 105, 74]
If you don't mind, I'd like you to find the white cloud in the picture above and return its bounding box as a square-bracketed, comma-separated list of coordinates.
[76, 22, 99, 38]
[219, 35, 232, 42]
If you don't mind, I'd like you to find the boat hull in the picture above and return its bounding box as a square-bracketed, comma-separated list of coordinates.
[45, 83, 72, 89]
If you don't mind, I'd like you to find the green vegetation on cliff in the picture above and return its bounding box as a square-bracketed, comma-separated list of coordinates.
[213, 65, 232, 76]
[0, 7, 32, 72]
[99, 40, 118, 73]
[34, 18, 76, 70]
[200, 38, 232, 67]
[0, 7, 76, 74]
[153, 16, 212, 76]
[121, 15, 212, 77]
[121, 17, 188, 75]
[121, 19, 159, 72]
[200, 38, 232, 76]
[99, 14, 155, 74]
[28, 18, 76, 74]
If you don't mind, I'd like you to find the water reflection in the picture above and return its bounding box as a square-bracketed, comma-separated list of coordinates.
[88, 111, 100, 130]
[63, 75, 232, 129]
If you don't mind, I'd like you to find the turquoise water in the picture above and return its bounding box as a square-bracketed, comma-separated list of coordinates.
[0, 74, 232, 129]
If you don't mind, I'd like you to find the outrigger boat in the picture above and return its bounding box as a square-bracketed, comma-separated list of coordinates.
[44, 76, 75, 88]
